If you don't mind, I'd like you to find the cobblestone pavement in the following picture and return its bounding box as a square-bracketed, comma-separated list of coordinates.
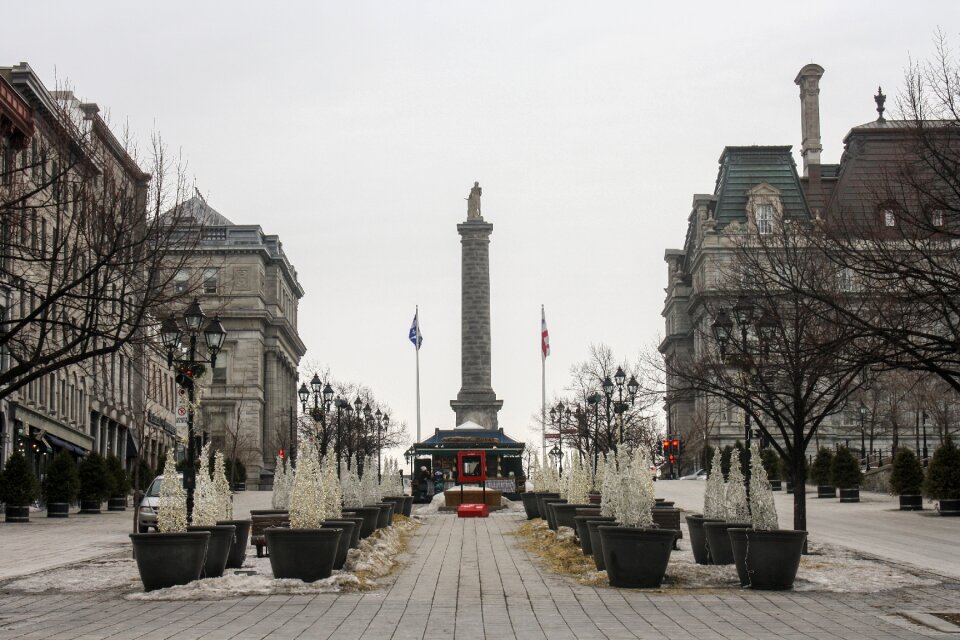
[0, 512, 958, 639]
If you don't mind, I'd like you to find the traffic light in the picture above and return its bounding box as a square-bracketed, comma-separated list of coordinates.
[669, 453, 675, 464]
[279, 448, 285, 460]
[662, 440, 670, 455]
[657, 440, 665, 455]
[672, 439, 679, 453]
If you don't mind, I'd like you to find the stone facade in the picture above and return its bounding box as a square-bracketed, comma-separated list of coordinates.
[450, 217, 502, 428]
[165, 198, 306, 489]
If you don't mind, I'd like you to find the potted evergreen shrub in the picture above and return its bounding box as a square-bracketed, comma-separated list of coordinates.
[728, 445, 807, 590]
[702, 453, 752, 565]
[320, 454, 358, 569]
[686, 447, 725, 565]
[553, 455, 593, 530]
[266, 443, 343, 582]
[598, 448, 677, 588]
[186, 444, 236, 579]
[380, 457, 412, 520]
[924, 436, 960, 516]
[78, 452, 111, 513]
[341, 456, 379, 538]
[0, 451, 39, 522]
[129, 457, 211, 592]
[520, 452, 542, 519]
[760, 448, 781, 491]
[889, 447, 924, 510]
[106, 454, 131, 511]
[832, 446, 862, 503]
[43, 451, 79, 518]
[810, 447, 836, 498]
[585, 452, 618, 567]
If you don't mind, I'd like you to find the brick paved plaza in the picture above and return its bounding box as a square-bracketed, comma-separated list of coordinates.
[0, 510, 957, 639]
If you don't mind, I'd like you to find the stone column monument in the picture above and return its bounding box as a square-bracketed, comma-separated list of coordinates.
[451, 182, 503, 428]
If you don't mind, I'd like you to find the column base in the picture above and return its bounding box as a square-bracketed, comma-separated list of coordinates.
[450, 395, 503, 430]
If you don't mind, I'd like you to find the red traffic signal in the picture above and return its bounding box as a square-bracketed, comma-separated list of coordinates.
[669, 453, 675, 464]
[663, 440, 670, 451]
[672, 439, 679, 448]
[279, 448, 285, 460]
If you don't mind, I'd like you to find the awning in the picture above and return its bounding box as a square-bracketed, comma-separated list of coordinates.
[45, 433, 89, 456]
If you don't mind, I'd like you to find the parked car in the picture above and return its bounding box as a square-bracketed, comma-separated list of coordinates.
[137, 474, 182, 532]
[679, 469, 708, 481]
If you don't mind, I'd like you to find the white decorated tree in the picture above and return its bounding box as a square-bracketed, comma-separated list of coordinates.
[529, 451, 541, 491]
[157, 456, 187, 533]
[724, 451, 751, 523]
[360, 454, 381, 505]
[341, 455, 363, 509]
[321, 455, 342, 519]
[600, 452, 620, 518]
[566, 455, 591, 505]
[703, 447, 726, 519]
[271, 455, 289, 510]
[749, 444, 779, 530]
[213, 451, 233, 521]
[289, 441, 326, 529]
[192, 443, 218, 526]
[614, 448, 655, 529]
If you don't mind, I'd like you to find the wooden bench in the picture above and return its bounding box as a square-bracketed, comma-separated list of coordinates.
[251, 512, 289, 557]
[652, 507, 682, 550]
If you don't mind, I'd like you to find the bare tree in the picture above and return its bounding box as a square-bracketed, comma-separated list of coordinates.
[0, 82, 202, 401]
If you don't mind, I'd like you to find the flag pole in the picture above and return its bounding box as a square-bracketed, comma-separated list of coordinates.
[415, 305, 422, 444]
[541, 304, 546, 463]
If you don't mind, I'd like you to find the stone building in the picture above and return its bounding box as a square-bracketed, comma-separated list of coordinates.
[0, 63, 176, 475]
[660, 63, 951, 470]
[163, 197, 306, 489]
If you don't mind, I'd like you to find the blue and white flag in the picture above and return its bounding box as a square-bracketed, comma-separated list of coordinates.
[409, 308, 423, 350]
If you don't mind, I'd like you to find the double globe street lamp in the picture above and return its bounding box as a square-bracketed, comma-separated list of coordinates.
[298, 373, 335, 451]
[602, 367, 640, 446]
[160, 298, 227, 522]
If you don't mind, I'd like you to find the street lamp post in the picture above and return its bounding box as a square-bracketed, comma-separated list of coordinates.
[549, 445, 562, 474]
[586, 393, 601, 483]
[859, 403, 869, 470]
[711, 297, 775, 498]
[340, 399, 353, 471]
[160, 298, 226, 523]
[922, 410, 929, 466]
[374, 408, 389, 482]
[298, 374, 335, 456]
[549, 402, 564, 477]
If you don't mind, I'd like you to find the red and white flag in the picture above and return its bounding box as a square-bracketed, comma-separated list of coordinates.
[541, 305, 550, 359]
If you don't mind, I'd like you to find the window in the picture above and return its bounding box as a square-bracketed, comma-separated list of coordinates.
[837, 268, 854, 292]
[933, 210, 944, 227]
[756, 204, 774, 235]
[203, 268, 219, 294]
[212, 351, 228, 384]
[174, 269, 190, 294]
[883, 209, 896, 227]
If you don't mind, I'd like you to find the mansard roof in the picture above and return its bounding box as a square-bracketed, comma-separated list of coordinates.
[713, 146, 810, 224]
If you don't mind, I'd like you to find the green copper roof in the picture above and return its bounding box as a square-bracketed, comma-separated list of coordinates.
[713, 146, 810, 223]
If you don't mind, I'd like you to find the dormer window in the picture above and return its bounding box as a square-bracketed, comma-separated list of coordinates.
[883, 209, 896, 227]
[756, 204, 774, 235]
[932, 210, 944, 227]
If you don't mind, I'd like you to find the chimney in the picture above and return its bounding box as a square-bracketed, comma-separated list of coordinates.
[794, 64, 824, 177]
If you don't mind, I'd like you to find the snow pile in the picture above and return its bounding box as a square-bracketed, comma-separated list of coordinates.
[413, 491, 447, 515]
[127, 572, 363, 600]
[556, 526, 576, 543]
[4, 555, 140, 593]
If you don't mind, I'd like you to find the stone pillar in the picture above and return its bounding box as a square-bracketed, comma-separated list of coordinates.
[450, 217, 503, 428]
[794, 63, 824, 177]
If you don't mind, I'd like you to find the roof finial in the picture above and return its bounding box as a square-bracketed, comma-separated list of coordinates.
[875, 86, 886, 123]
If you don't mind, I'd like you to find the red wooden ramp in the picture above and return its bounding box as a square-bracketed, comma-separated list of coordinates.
[457, 503, 489, 518]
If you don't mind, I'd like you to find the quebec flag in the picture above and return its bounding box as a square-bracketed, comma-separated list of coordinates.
[409, 309, 423, 350]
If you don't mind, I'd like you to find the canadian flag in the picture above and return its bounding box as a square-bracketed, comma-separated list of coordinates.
[541, 305, 550, 359]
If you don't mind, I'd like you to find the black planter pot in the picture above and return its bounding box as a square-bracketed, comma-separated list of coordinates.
[46, 503, 69, 518]
[770, 480, 782, 491]
[938, 498, 960, 516]
[598, 526, 677, 588]
[332, 516, 363, 548]
[187, 524, 236, 578]
[839, 487, 860, 503]
[653, 500, 675, 509]
[79, 499, 101, 514]
[374, 503, 394, 527]
[786, 482, 794, 494]
[544, 499, 568, 531]
[130, 531, 210, 591]
[728, 527, 807, 590]
[346, 507, 381, 538]
[702, 521, 751, 565]
[4, 505, 29, 523]
[401, 496, 413, 517]
[576, 515, 614, 556]
[898, 494, 923, 511]
[382, 497, 407, 519]
[534, 493, 561, 522]
[553, 504, 591, 530]
[321, 521, 354, 570]
[265, 527, 342, 582]
[588, 519, 618, 570]
[588, 492, 601, 505]
[217, 519, 251, 569]
[520, 493, 540, 519]
[108, 496, 127, 511]
[685, 514, 724, 565]
[816, 485, 836, 499]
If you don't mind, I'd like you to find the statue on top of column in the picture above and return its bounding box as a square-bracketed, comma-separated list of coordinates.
[466, 181, 482, 220]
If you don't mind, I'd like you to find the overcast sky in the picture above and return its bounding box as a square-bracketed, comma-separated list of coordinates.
[6, 2, 959, 457]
